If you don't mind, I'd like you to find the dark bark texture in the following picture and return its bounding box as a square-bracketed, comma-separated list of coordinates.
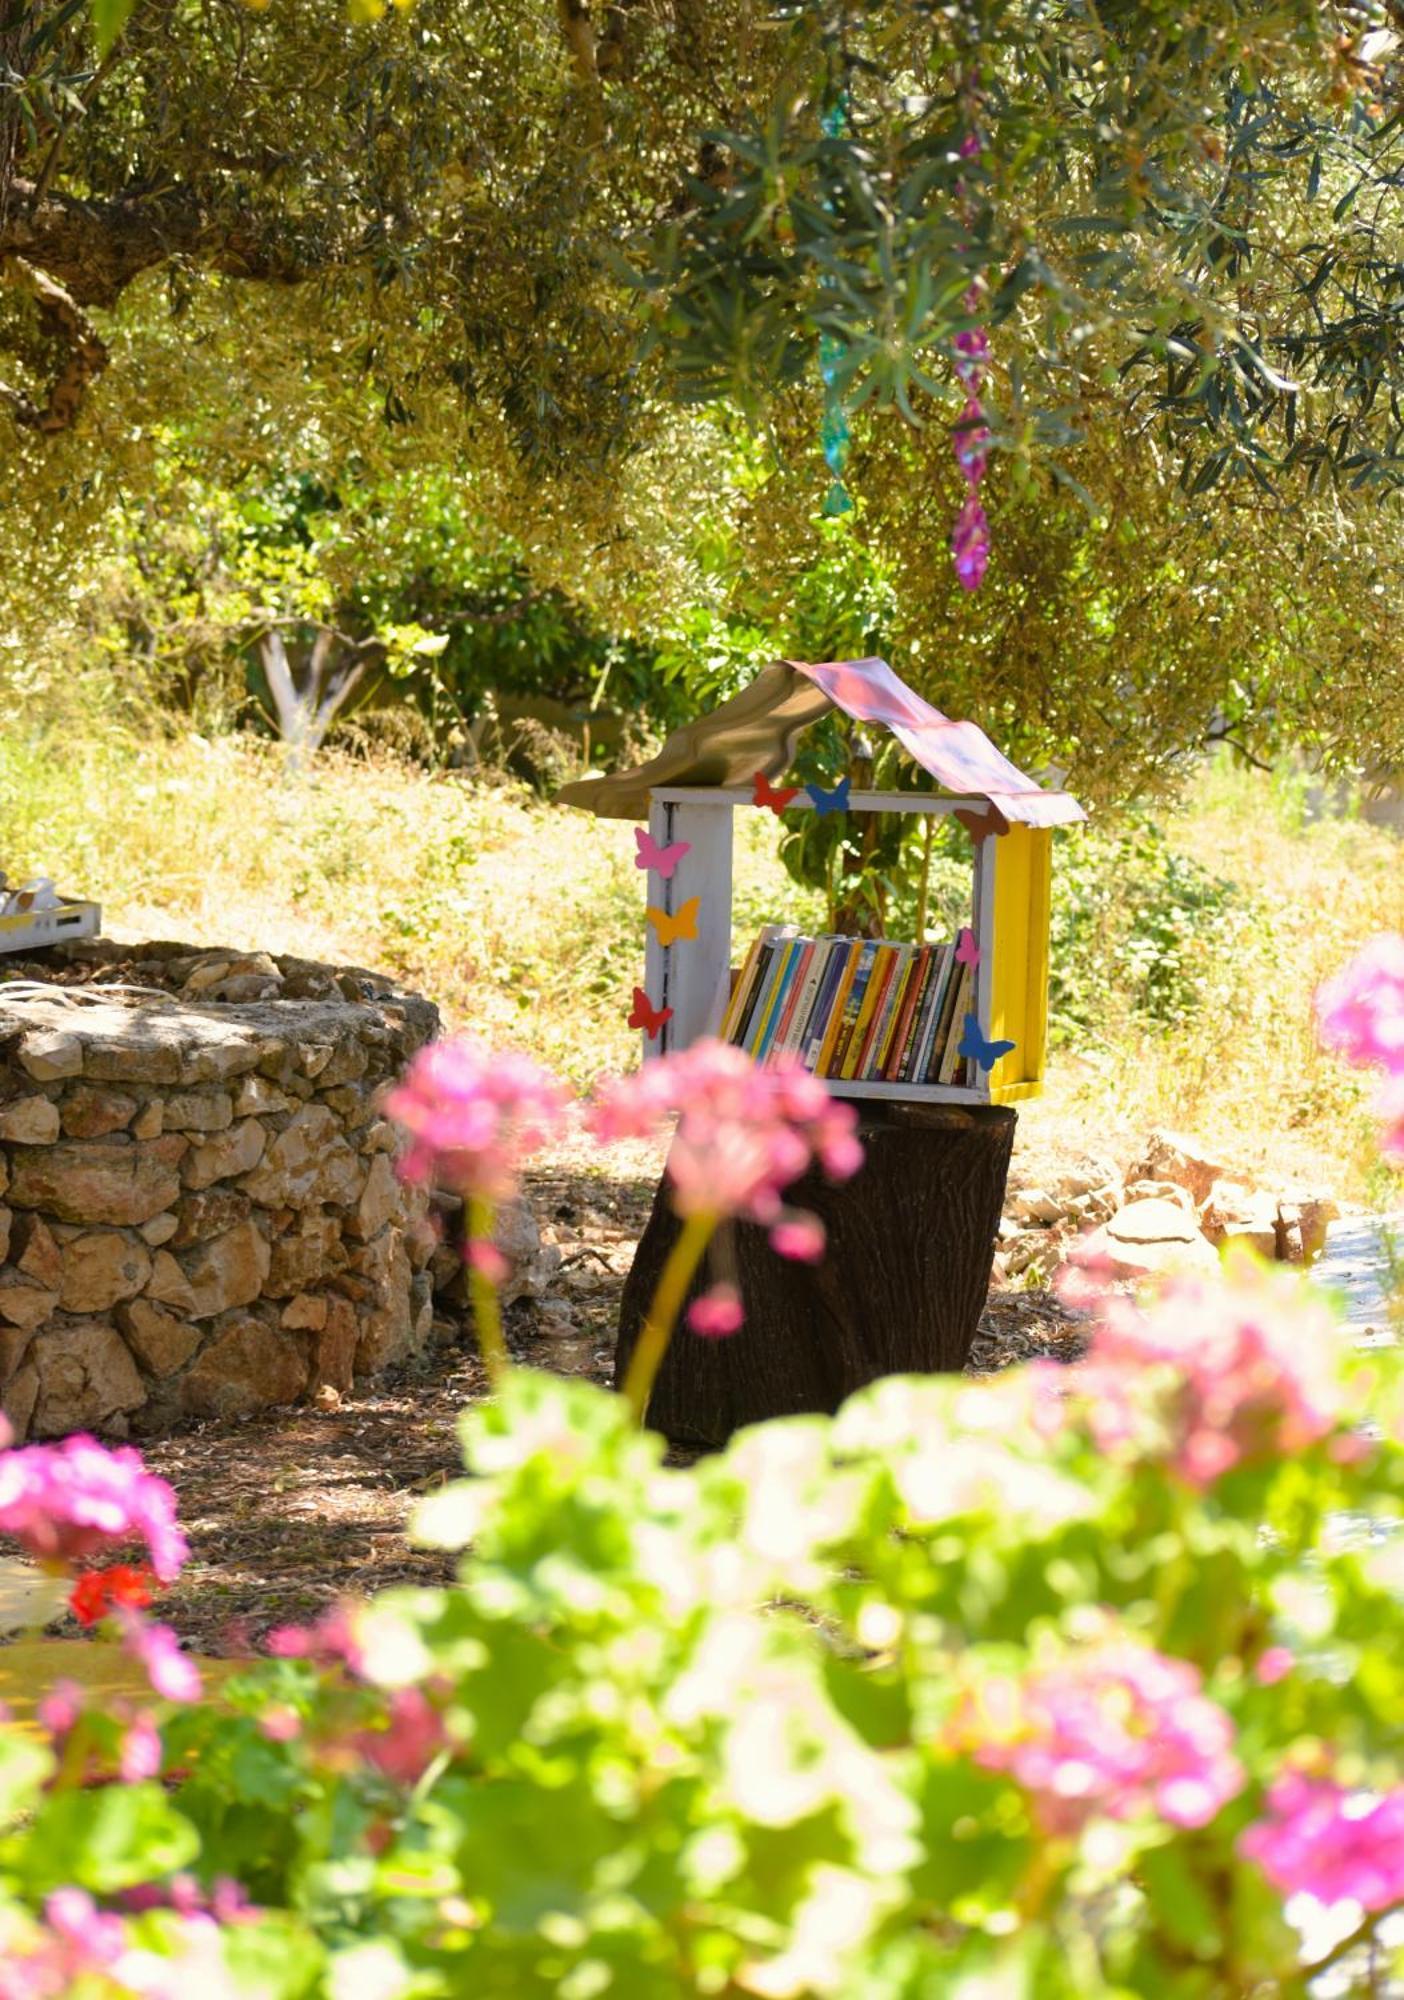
[615, 1101, 1016, 1447]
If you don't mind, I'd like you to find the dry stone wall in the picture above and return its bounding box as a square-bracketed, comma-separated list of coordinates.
[0, 944, 439, 1439]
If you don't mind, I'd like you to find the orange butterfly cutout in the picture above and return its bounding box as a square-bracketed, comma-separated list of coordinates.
[646, 897, 700, 946]
[752, 771, 799, 815]
[628, 987, 673, 1039]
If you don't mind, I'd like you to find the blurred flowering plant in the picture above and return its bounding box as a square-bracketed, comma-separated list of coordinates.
[0, 958, 1399, 1993]
[1317, 932, 1404, 1158]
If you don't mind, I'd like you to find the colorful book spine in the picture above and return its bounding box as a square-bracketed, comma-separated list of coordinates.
[720, 930, 768, 1044]
[913, 941, 957, 1082]
[869, 945, 915, 1080]
[834, 943, 881, 1081]
[752, 937, 804, 1061]
[804, 943, 852, 1073]
[884, 945, 929, 1082]
[766, 940, 814, 1064]
[925, 948, 966, 1082]
[850, 944, 899, 1081]
[740, 932, 792, 1053]
[938, 964, 973, 1085]
[778, 939, 830, 1062]
[815, 942, 862, 1076]
[894, 948, 937, 1084]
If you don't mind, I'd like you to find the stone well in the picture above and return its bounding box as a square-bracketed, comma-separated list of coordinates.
[0, 941, 439, 1439]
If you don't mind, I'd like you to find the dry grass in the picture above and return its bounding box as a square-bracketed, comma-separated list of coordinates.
[2, 707, 1400, 1203]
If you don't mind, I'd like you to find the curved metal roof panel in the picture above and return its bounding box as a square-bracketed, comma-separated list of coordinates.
[556, 657, 1084, 826]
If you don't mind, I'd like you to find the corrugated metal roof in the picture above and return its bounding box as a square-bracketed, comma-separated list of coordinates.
[556, 657, 1085, 827]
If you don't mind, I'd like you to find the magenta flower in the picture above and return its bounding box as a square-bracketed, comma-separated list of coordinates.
[1063, 1254, 1346, 1488]
[354, 1687, 447, 1785]
[121, 1612, 202, 1703]
[0, 1436, 187, 1581]
[384, 1037, 570, 1202]
[1316, 934, 1404, 1073]
[964, 1641, 1243, 1836]
[688, 1284, 745, 1338]
[119, 1712, 162, 1783]
[1241, 1770, 1404, 1911]
[588, 1041, 861, 1258]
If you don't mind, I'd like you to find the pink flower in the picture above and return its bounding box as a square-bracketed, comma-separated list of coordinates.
[466, 1239, 508, 1285]
[1255, 1646, 1294, 1687]
[353, 1688, 446, 1785]
[1063, 1254, 1346, 1488]
[265, 1603, 363, 1671]
[1241, 1771, 1404, 1911]
[588, 1041, 861, 1262]
[384, 1037, 570, 1202]
[258, 1704, 302, 1743]
[119, 1712, 163, 1782]
[0, 1436, 187, 1581]
[688, 1284, 745, 1338]
[37, 1679, 84, 1741]
[769, 1212, 826, 1263]
[1316, 935, 1404, 1074]
[0, 1889, 127, 1995]
[962, 1641, 1243, 1836]
[121, 1613, 202, 1703]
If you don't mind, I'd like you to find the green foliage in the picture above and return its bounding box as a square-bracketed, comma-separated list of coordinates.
[6, 1289, 1404, 1992]
[1050, 816, 1246, 1036]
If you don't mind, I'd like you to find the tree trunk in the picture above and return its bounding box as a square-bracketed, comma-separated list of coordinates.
[615, 1101, 1016, 1446]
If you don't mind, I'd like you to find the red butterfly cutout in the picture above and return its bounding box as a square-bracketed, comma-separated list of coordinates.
[627, 986, 673, 1040]
[634, 827, 692, 879]
[752, 771, 799, 815]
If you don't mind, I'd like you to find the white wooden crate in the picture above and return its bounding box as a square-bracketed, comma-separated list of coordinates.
[0, 898, 101, 956]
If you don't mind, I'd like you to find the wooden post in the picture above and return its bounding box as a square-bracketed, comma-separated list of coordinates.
[615, 1101, 1016, 1447]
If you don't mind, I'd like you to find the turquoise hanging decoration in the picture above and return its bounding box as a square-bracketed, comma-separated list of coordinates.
[817, 97, 854, 518]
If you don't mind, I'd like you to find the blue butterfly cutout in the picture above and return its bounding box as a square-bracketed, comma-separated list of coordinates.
[805, 776, 851, 816]
[958, 1011, 1016, 1074]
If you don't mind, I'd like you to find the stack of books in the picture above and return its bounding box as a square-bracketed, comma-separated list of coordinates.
[719, 926, 975, 1088]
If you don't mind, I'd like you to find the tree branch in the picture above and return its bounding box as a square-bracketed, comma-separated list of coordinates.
[0, 258, 108, 433]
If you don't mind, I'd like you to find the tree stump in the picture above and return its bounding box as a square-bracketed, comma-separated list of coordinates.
[615, 1101, 1016, 1446]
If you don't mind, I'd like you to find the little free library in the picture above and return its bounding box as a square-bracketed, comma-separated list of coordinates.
[561, 656, 1086, 1442]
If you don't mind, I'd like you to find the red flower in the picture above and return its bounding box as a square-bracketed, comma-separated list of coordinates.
[68, 1563, 157, 1629]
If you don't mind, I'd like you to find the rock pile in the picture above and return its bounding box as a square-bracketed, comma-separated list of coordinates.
[0, 941, 439, 1439]
[996, 1129, 1339, 1288]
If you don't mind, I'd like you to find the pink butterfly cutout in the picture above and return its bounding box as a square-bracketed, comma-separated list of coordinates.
[634, 827, 691, 879]
[955, 927, 981, 970]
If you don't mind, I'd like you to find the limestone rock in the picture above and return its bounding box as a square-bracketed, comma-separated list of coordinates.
[240, 1105, 362, 1210]
[146, 1249, 198, 1314]
[13, 1213, 63, 1290]
[118, 1298, 201, 1377]
[7, 1141, 181, 1227]
[160, 1090, 235, 1133]
[3, 1363, 39, 1441]
[29, 1319, 145, 1435]
[312, 1295, 358, 1394]
[351, 1227, 416, 1374]
[234, 1075, 292, 1117]
[181, 1312, 307, 1418]
[1122, 1179, 1196, 1213]
[267, 1210, 344, 1295]
[182, 1118, 267, 1192]
[138, 1212, 178, 1248]
[1073, 1196, 1219, 1284]
[0, 1323, 32, 1384]
[497, 1198, 561, 1306]
[1130, 1130, 1230, 1209]
[84, 1035, 183, 1086]
[281, 1293, 328, 1332]
[58, 1231, 152, 1313]
[0, 1096, 60, 1145]
[360, 1118, 398, 1155]
[181, 1219, 271, 1319]
[1201, 1180, 1279, 1258]
[170, 1188, 252, 1248]
[60, 1086, 138, 1139]
[0, 1277, 58, 1330]
[131, 1102, 164, 1140]
[17, 1030, 82, 1082]
[1007, 1188, 1064, 1226]
[0, 1206, 9, 1265]
[348, 1153, 400, 1243]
